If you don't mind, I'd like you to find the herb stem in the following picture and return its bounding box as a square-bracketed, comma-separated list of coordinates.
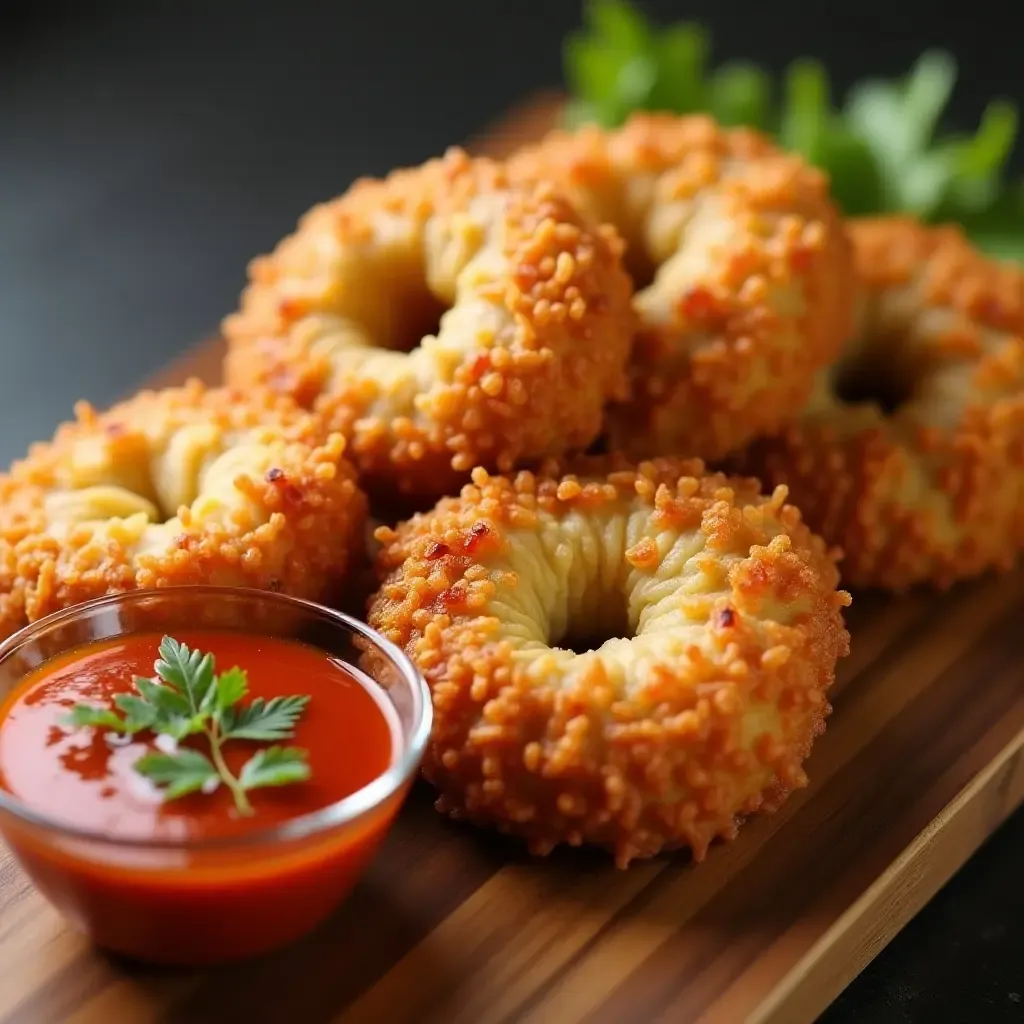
[205, 720, 253, 817]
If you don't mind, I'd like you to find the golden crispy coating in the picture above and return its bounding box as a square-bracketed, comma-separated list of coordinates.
[368, 457, 850, 867]
[507, 113, 854, 461]
[732, 217, 1024, 590]
[0, 381, 367, 639]
[222, 148, 636, 499]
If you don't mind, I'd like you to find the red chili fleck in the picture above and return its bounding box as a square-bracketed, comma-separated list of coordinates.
[679, 286, 719, 322]
[283, 485, 303, 505]
[976, 295, 1007, 327]
[277, 298, 307, 320]
[789, 246, 815, 273]
[464, 520, 492, 555]
[468, 354, 490, 382]
[441, 581, 468, 608]
[718, 607, 736, 628]
[425, 541, 450, 560]
[105, 422, 126, 438]
[265, 467, 285, 483]
[515, 263, 540, 284]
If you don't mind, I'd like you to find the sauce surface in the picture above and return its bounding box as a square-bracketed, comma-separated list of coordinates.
[0, 630, 397, 841]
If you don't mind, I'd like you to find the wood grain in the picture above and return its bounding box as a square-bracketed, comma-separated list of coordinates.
[1, 94, 1022, 1024]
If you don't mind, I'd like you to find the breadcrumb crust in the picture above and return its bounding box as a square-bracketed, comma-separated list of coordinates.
[508, 113, 854, 461]
[368, 456, 850, 866]
[223, 148, 636, 498]
[733, 217, 1024, 590]
[0, 380, 367, 640]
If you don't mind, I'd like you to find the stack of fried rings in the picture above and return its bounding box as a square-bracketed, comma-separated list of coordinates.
[9, 112, 1020, 867]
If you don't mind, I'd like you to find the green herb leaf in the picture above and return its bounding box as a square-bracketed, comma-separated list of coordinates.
[843, 57, 952, 214]
[586, 0, 651, 53]
[166, 715, 209, 741]
[238, 747, 311, 791]
[155, 636, 216, 714]
[113, 693, 160, 732]
[220, 695, 311, 742]
[134, 748, 219, 802]
[130, 676, 203, 740]
[957, 181, 1024, 261]
[560, 2, 1023, 260]
[133, 676, 191, 716]
[779, 59, 830, 161]
[900, 151, 958, 218]
[564, 35, 624, 113]
[62, 705, 135, 733]
[564, 0, 655, 127]
[214, 666, 249, 713]
[616, 53, 659, 111]
[815, 126, 886, 217]
[649, 22, 708, 115]
[707, 62, 771, 131]
[900, 50, 957, 156]
[970, 229, 1024, 263]
[945, 100, 1019, 211]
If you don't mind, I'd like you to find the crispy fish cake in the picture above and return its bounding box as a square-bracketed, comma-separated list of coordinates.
[369, 457, 850, 867]
[733, 217, 1024, 590]
[508, 113, 853, 461]
[0, 380, 367, 637]
[223, 148, 636, 499]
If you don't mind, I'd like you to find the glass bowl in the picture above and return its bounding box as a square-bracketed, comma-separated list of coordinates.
[0, 586, 431, 965]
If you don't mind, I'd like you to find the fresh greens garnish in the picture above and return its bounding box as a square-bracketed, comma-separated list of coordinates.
[219, 695, 310, 742]
[65, 636, 311, 816]
[563, 0, 1024, 260]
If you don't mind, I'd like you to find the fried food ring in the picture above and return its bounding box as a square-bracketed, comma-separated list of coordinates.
[507, 113, 853, 461]
[0, 380, 367, 639]
[732, 217, 1024, 590]
[368, 457, 850, 867]
[222, 148, 636, 499]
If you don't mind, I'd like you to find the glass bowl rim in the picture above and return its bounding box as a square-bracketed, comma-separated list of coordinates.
[0, 586, 432, 852]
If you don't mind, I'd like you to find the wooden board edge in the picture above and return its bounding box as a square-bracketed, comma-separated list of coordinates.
[750, 726, 1024, 1024]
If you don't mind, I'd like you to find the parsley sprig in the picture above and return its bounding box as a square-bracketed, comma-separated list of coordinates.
[563, 0, 1024, 260]
[66, 636, 311, 815]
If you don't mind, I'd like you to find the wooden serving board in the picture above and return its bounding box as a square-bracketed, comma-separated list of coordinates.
[2, 95, 1023, 1024]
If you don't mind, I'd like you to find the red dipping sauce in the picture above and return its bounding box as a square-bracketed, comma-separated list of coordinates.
[0, 632, 395, 841]
[0, 593, 429, 966]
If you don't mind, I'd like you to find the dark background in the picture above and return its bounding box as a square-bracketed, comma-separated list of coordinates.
[1, 1, 1022, 1020]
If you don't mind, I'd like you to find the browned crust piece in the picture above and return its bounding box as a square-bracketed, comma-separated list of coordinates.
[222, 148, 636, 500]
[508, 113, 854, 461]
[732, 217, 1024, 590]
[368, 456, 850, 867]
[0, 380, 368, 639]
